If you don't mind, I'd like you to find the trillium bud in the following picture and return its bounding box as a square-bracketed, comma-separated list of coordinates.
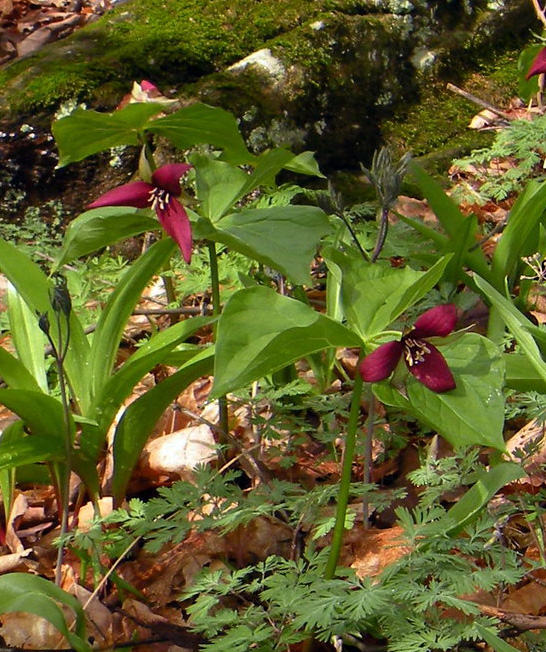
[37, 311, 50, 335]
[51, 275, 72, 319]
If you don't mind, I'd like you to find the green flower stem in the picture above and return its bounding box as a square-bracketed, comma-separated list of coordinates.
[51, 312, 73, 586]
[207, 241, 229, 442]
[371, 206, 389, 263]
[324, 369, 364, 580]
[363, 382, 374, 528]
[161, 271, 180, 325]
[335, 212, 369, 262]
[486, 305, 506, 345]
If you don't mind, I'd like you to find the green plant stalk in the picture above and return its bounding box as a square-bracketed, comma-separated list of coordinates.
[371, 207, 389, 263]
[324, 369, 363, 579]
[486, 304, 507, 345]
[335, 211, 369, 262]
[362, 382, 374, 528]
[208, 241, 229, 442]
[53, 311, 73, 586]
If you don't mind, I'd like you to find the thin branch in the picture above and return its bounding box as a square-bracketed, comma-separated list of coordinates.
[446, 83, 512, 122]
[478, 603, 546, 631]
[531, 0, 546, 27]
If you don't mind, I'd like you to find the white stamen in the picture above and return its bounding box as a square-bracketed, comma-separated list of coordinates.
[149, 187, 171, 211]
[404, 338, 430, 367]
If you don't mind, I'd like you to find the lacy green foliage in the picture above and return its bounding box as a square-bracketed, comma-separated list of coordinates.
[181, 498, 524, 652]
[452, 114, 546, 203]
[0, 203, 65, 257]
[407, 446, 482, 507]
[171, 246, 252, 304]
[65, 450, 528, 652]
[96, 468, 395, 554]
[505, 388, 546, 427]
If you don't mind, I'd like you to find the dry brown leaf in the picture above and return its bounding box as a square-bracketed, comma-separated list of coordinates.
[345, 525, 410, 579]
[0, 0, 13, 17]
[505, 419, 546, 492]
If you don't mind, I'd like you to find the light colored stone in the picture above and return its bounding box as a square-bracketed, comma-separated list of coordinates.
[227, 48, 286, 82]
[142, 424, 217, 479]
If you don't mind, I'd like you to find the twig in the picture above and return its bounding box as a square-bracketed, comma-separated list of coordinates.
[446, 83, 512, 122]
[531, 0, 546, 27]
[132, 306, 211, 315]
[478, 603, 546, 631]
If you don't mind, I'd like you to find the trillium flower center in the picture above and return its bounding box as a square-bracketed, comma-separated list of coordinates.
[403, 338, 430, 367]
[149, 187, 171, 212]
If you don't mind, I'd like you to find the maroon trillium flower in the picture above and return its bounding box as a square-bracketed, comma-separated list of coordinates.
[89, 163, 193, 264]
[527, 48, 546, 79]
[359, 304, 458, 393]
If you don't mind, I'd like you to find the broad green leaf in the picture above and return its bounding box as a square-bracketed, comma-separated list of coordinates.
[504, 353, 546, 393]
[89, 238, 176, 398]
[0, 573, 89, 652]
[374, 333, 505, 450]
[491, 180, 546, 284]
[475, 275, 546, 387]
[54, 207, 159, 268]
[112, 348, 214, 504]
[191, 155, 248, 220]
[409, 162, 492, 283]
[0, 238, 92, 410]
[369, 255, 452, 335]
[199, 205, 331, 286]
[0, 238, 51, 313]
[192, 149, 296, 221]
[147, 103, 252, 165]
[474, 624, 521, 652]
[330, 251, 450, 340]
[212, 287, 362, 398]
[235, 148, 296, 199]
[53, 103, 165, 166]
[443, 211, 478, 285]
[0, 434, 65, 469]
[7, 285, 47, 391]
[446, 463, 525, 535]
[0, 421, 23, 521]
[284, 151, 325, 177]
[0, 389, 73, 443]
[83, 316, 213, 462]
[518, 44, 543, 102]
[0, 340, 42, 392]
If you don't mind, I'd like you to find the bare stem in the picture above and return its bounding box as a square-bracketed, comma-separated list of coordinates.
[362, 383, 374, 528]
[207, 241, 229, 444]
[531, 0, 546, 27]
[324, 370, 363, 579]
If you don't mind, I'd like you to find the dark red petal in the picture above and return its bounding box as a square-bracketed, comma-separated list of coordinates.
[527, 48, 546, 79]
[411, 304, 458, 339]
[359, 340, 404, 383]
[88, 181, 152, 209]
[157, 198, 193, 264]
[152, 164, 192, 196]
[406, 342, 456, 393]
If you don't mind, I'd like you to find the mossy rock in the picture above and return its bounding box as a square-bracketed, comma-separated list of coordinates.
[0, 0, 537, 221]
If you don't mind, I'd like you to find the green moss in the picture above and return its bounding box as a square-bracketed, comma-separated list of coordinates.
[0, 0, 357, 115]
[381, 48, 523, 177]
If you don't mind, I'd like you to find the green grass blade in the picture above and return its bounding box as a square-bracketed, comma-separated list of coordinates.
[0, 573, 89, 652]
[7, 284, 48, 391]
[112, 348, 214, 504]
[89, 238, 176, 399]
